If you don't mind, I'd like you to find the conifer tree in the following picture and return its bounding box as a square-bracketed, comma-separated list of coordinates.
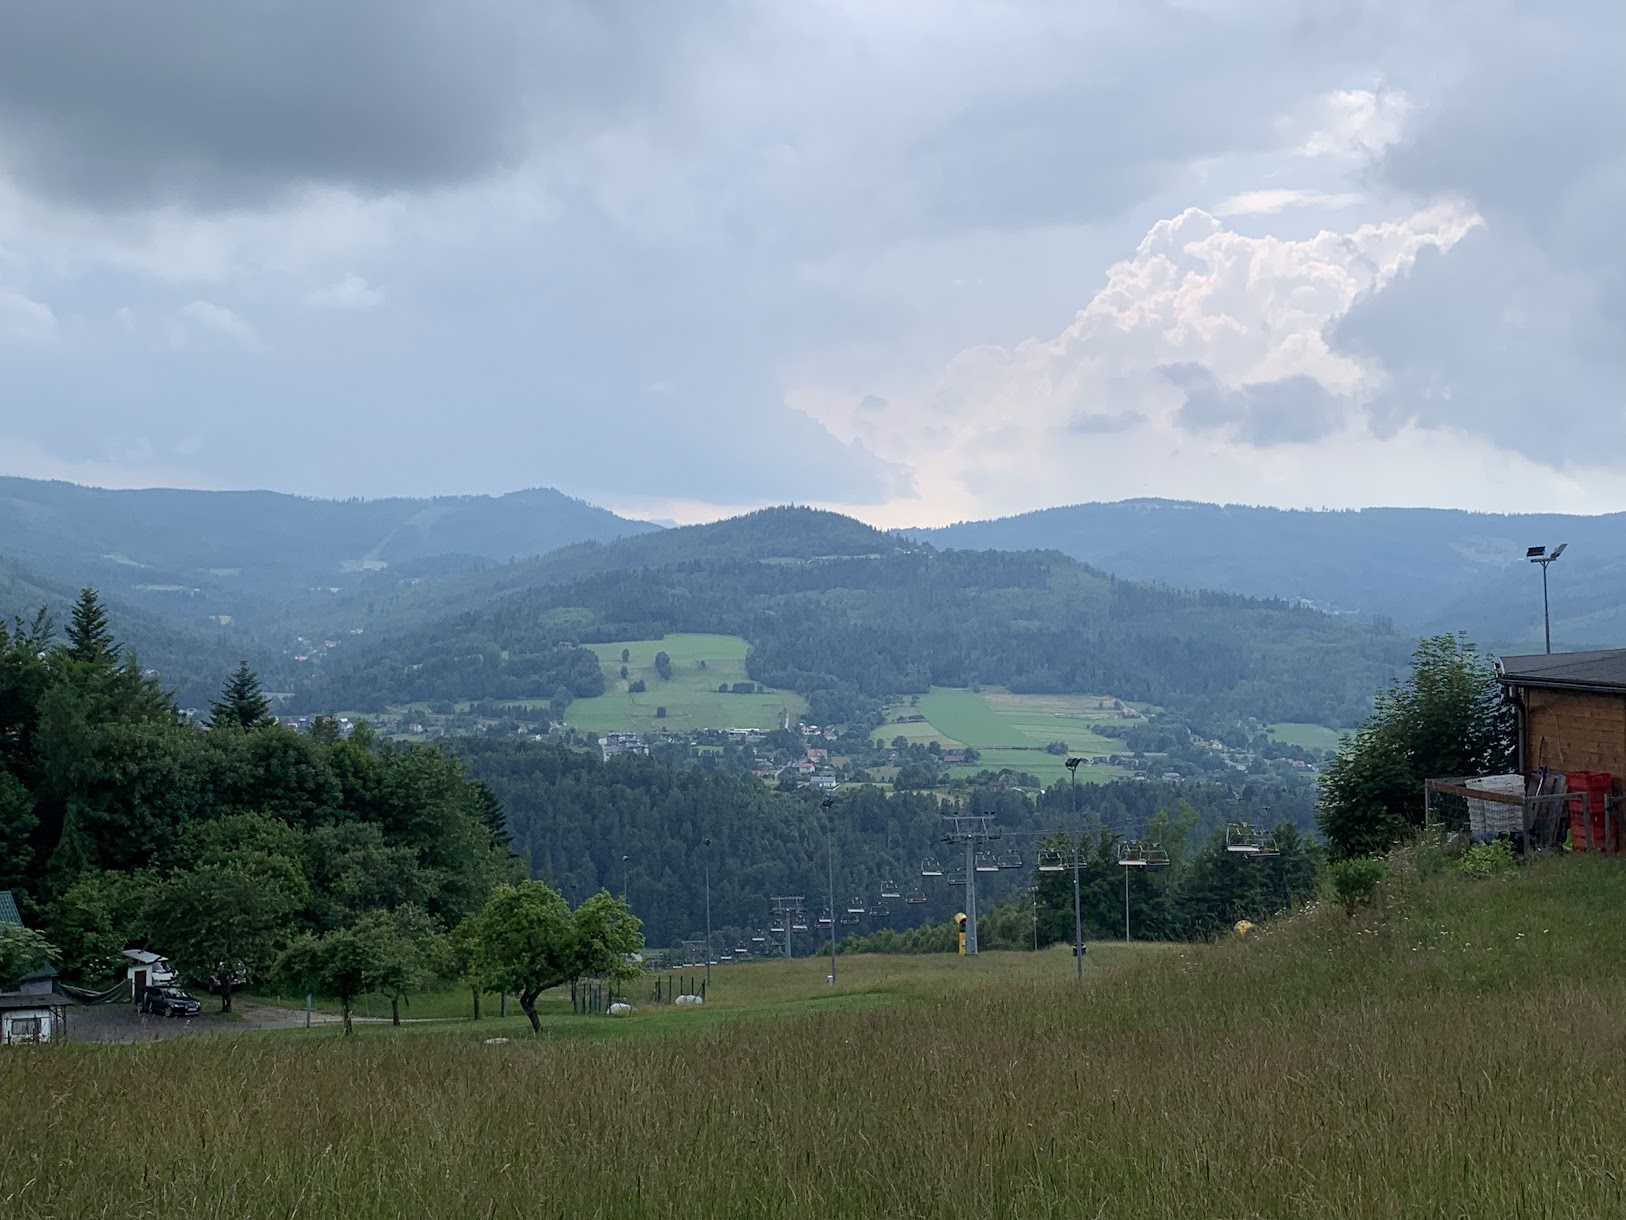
[66, 589, 117, 665]
[210, 661, 275, 731]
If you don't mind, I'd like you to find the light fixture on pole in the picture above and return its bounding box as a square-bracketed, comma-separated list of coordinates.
[1527, 543, 1567, 654]
[620, 854, 630, 901]
[821, 797, 838, 986]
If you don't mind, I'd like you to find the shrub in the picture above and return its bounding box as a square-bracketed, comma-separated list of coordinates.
[1458, 840, 1519, 880]
[1328, 856, 1385, 916]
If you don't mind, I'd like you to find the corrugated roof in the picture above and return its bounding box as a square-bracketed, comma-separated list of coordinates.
[0, 891, 20, 926]
[1500, 649, 1626, 694]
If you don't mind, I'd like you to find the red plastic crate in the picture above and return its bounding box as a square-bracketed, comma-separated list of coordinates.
[1567, 772, 1615, 852]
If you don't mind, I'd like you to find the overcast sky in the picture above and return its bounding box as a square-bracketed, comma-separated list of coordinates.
[0, 1, 1620, 527]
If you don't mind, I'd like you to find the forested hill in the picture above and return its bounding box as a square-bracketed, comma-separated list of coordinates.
[910, 500, 1626, 647]
[0, 557, 291, 708]
[0, 477, 660, 623]
[296, 508, 1413, 727]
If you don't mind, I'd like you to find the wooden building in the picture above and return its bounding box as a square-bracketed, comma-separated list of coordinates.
[1500, 649, 1626, 782]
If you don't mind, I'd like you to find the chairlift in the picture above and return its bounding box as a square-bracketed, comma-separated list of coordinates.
[1037, 849, 1067, 873]
[947, 867, 967, 887]
[839, 911, 860, 925]
[905, 890, 927, 905]
[817, 912, 833, 928]
[880, 879, 901, 899]
[1225, 823, 1274, 856]
[769, 920, 786, 934]
[1118, 840, 1170, 868]
[974, 850, 1000, 873]
[868, 903, 889, 918]
[846, 897, 867, 914]
[751, 934, 766, 944]
[998, 850, 1024, 870]
[791, 920, 809, 933]
[921, 857, 944, 877]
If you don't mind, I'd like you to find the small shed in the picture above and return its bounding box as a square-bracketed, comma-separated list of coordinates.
[0, 991, 68, 1044]
[1500, 650, 1626, 779]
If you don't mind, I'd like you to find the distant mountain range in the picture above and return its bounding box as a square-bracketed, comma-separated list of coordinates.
[0, 477, 660, 626]
[910, 500, 1626, 650]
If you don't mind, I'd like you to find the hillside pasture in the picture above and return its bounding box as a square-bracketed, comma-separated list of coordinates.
[8, 857, 1626, 1217]
[564, 633, 806, 735]
[875, 687, 1132, 783]
[1266, 721, 1346, 751]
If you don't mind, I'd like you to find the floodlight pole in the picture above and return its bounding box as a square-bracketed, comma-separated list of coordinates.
[703, 837, 713, 988]
[621, 854, 629, 902]
[822, 797, 838, 986]
[1065, 757, 1086, 980]
[1124, 866, 1131, 944]
[1529, 544, 1566, 654]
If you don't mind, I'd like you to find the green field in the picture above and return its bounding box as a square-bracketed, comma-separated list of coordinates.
[563, 633, 807, 735]
[1266, 722, 1346, 751]
[875, 687, 1132, 784]
[10, 855, 1626, 1217]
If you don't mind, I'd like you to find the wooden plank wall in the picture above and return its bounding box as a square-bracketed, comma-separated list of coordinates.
[1524, 689, 1626, 779]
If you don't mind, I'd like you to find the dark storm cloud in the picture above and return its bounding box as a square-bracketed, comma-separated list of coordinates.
[1167, 365, 1342, 446]
[0, 1, 704, 208]
[1330, 0, 1626, 458]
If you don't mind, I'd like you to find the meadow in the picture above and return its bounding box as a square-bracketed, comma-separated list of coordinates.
[877, 687, 1133, 783]
[6, 852, 1624, 1218]
[563, 633, 807, 736]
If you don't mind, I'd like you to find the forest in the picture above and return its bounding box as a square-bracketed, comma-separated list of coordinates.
[0, 593, 513, 1005]
[298, 508, 1411, 727]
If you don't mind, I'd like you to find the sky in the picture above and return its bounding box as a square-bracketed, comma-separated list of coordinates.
[0, 0, 1620, 528]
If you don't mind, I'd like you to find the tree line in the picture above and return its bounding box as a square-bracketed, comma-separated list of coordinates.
[0, 591, 640, 1031]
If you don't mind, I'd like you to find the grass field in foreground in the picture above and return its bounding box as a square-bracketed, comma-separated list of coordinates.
[563, 633, 807, 736]
[10, 854, 1625, 1217]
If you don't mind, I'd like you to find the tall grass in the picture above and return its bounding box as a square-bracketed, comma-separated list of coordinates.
[4, 855, 1624, 1218]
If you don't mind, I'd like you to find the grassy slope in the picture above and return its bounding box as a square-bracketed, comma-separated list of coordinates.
[7, 856, 1625, 1218]
[562, 633, 807, 735]
[875, 687, 1130, 783]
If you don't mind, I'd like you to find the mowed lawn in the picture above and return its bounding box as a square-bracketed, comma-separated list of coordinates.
[875, 687, 1132, 783]
[564, 634, 807, 735]
[11, 857, 1626, 1218]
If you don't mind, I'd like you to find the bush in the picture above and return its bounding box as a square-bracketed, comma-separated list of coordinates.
[1458, 840, 1519, 880]
[628, 679, 647, 693]
[1328, 856, 1385, 916]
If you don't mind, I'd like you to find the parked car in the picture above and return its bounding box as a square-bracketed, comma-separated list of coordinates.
[141, 986, 202, 1018]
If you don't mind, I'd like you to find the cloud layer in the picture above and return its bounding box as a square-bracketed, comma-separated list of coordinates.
[0, 1, 1618, 525]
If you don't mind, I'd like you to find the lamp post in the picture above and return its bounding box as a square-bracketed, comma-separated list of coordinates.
[822, 797, 838, 986]
[620, 854, 629, 902]
[1065, 758, 1086, 980]
[1527, 543, 1567, 654]
[702, 836, 713, 988]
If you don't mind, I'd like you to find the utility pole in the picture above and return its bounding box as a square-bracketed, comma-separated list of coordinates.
[1065, 758, 1086, 979]
[770, 896, 804, 960]
[941, 813, 999, 955]
[822, 798, 838, 986]
[702, 837, 713, 987]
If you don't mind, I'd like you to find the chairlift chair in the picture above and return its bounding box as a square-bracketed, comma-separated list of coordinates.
[905, 890, 927, 905]
[880, 880, 902, 899]
[998, 850, 1024, 870]
[769, 919, 786, 934]
[974, 850, 1000, 873]
[817, 912, 833, 928]
[839, 911, 860, 925]
[751, 934, 766, 944]
[1225, 823, 1263, 854]
[921, 857, 944, 877]
[791, 920, 809, 933]
[947, 867, 967, 887]
[1037, 849, 1067, 873]
[846, 897, 867, 914]
[868, 903, 889, 917]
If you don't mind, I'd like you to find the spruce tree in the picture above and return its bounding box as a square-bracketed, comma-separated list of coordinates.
[470, 780, 509, 845]
[210, 661, 275, 731]
[66, 588, 117, 665]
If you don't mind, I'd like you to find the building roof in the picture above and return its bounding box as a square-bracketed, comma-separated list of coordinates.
[0, 992, 68, 1011]
[0, 891, 20, 926]
[120, 949, 170, 966]
[1500, 649, 1626, 694]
